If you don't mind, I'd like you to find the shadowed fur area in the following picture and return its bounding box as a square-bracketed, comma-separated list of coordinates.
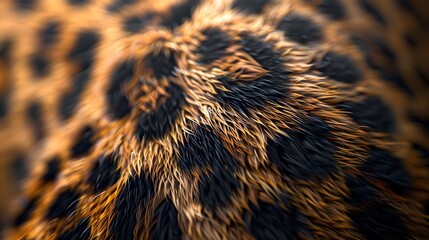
[0, 0, 429, 239]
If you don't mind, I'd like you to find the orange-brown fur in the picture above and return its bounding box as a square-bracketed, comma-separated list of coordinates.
[0, 0, 429, 239]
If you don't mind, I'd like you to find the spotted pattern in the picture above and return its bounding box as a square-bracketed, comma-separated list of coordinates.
[248, 200, 313, 239]
[70, 126, 94, 158]
[178, 125, 239, 210]
[87, 154, 121, 193]
[196, 28, 231, 65]
[107, 0, 136, 12]
[317, 0, 346, 20]
[149, 199, 182, 239]
[68, 0, 90, 5]
[267, 116, 338, 180]
[0, 40, 12, 118]
[14, 0, 36, 11]
[1, 0, 429, 239]
[361, 147, 412, 195]
[123, 14, 155, 33]
[314, 51, 362, 83]
[29, 54, 49, 78]
[232, 0, 271, 14]
[216, 35, 289, 113]
[338, 96, 396, 133]
[106, 59, 135, 119]
[350, 35, 413, 95]
[160, 0, 201, 29]
[26, 101, 44, 140]
[136, 83, 186, 141]
[110, 173, 154, 239]
[45, 190, 80, 220]
[39, 21, 61, 48]
[350, 202, 408, 239]
[278, 14, 323, 44]
[42, 156, 61, 183]
[57, 218, 90, 240]
[13, 196, 40, 227]
[358, 0, 386, 25]
[60, 31, 99, 119]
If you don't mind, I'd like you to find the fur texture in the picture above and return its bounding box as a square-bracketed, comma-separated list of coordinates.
[0, 0, 429, 239]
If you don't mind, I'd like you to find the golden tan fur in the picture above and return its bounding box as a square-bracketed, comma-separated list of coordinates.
[0, 0, 429, 239]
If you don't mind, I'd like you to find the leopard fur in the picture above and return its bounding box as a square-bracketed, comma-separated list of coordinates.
[1, 0, 429, 239]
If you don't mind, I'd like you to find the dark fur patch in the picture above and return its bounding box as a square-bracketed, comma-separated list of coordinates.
[277, 14, 323, 44]
[68, 31, 99, 71]
[45, 190, 80, 220]
[88, 154, 121, 193]
[161, 0, 201, 29]
[136, 83, 186, 141]
[317, 0, 346, 20]
[0, 39, 12, 60]
[40, 21, 60, 48]
[107, 0, 136, 12]
[60, 31, 98, 119]
[350, 202, 407, 239]
[30, 54, 49, 78]
[58, 70, 92, 119]
[110, 173, 154, 240]
[412, 143, 429, 171]
[411, 143, 429, 159]
[0, 93, 8, 118]
[338, 96, 396, 133]
[239, 34, 286, 73]
[57, 218, 90, 240]
[0, 40, 11, 60]
[11, 154, 28, 182]
[197, 169, 240, 211]
[379, 70, 413, 96]
[0, 40, 12, 118]
[395, 0, 429, 27]
[425, 202, 429, 219]
[345, 174, 380, 206]
[106, 59, 135, 119]
[144, 50, 177, 79]
[68, 0, 89, 5]
[123, 13, 155, 33]
[408, 114, 429, 133]
[403, 33, 417, 48]
[245, 201, 313, 239]
[177, 125, 238, 173]
[349, 35, 377, 69]
[350, 35, 413, 95]
[358, 0, 386, 25]
[196, 27, 231, 65]
[27, 101, 44, 140]
[13, 196, 40, 227]
[35, 22, 60, 77]
[14, 0, 36, 11]
[365, 36, 413, 96]
[416, 67, 429, 85]
[149, 199, 182, 239]
[108, 92, 130, 120]
[361, 147, 412, 195]
[314, 51, 362, 84]
[372, 36, 396, 61]
[42, 156, 61, 183]
[59, 88, 83, 120]
[178, 125, 239, 210]
[232, 0, 271, 14]
[266, 116, 338, 180]
[70, 126, 94, 158]
[216, 34, 289, 113]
